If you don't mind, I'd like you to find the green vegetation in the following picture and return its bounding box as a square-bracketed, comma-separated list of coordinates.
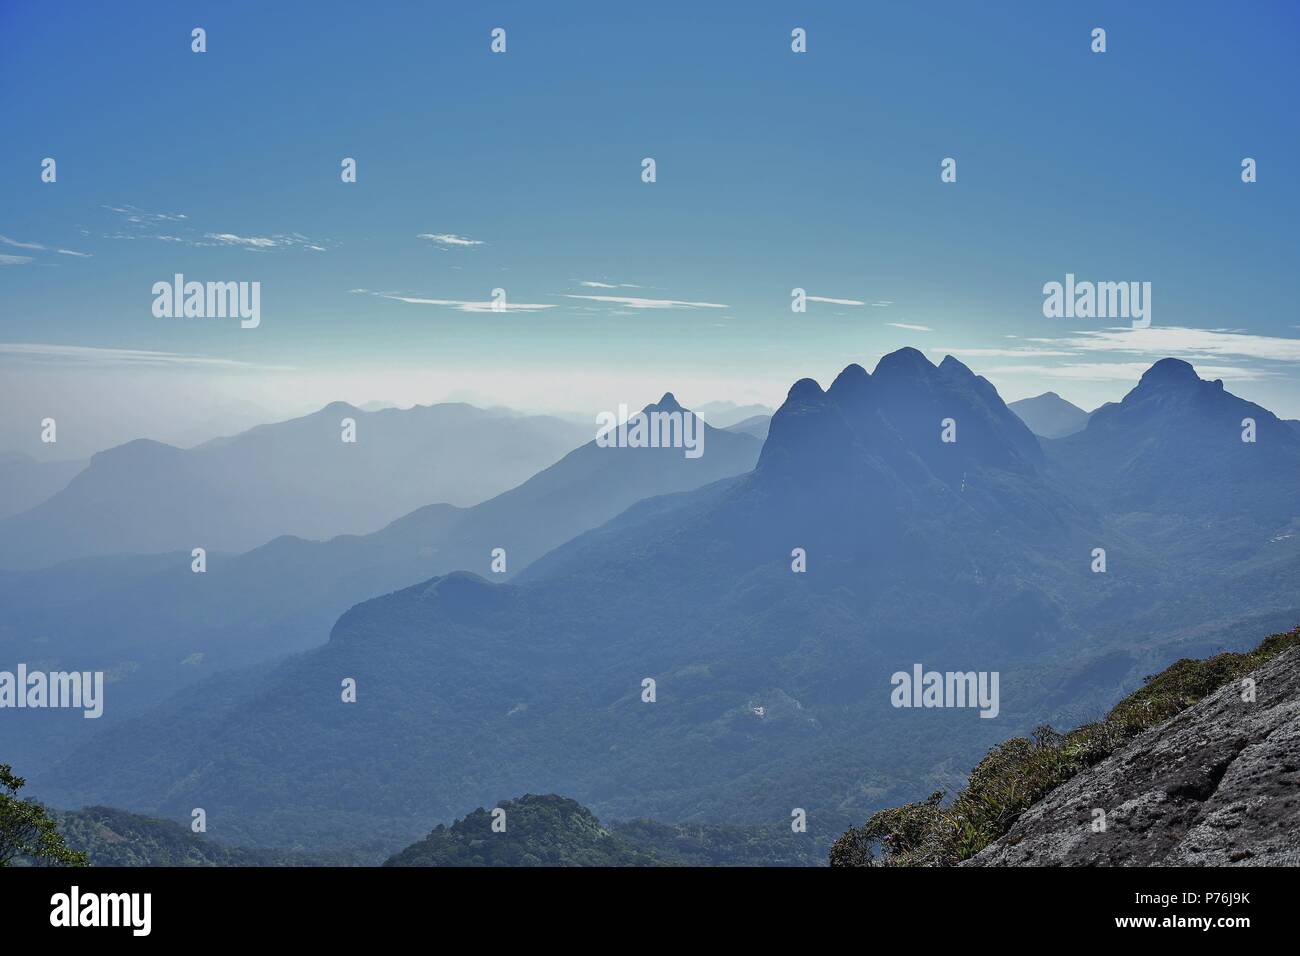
[831, 626, 1300, 867]
[611, 819, 825, 866]
[386, 794, 830, 867]
[384, 794, 663, 866]
[46, 806, 372, 866]
[0, 763, 86, 867]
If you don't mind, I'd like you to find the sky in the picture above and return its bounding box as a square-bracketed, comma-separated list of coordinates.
[2, 0, 1298, 457]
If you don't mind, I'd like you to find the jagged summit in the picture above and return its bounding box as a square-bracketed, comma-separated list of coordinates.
[636, 392, 697, 417]
[785, 377, 827, 403]
[828, 363, 870, 395]
[757, 347, 1043, 492]
[1138, 356, 1200, 387]
[937, 354, 975, 376]
[872, 346, 935, 380]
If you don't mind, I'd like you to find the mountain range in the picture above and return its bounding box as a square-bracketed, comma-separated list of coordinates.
[28, 349, 1299, 852]
[0, 398, 761, 774]
[0, 402, 591, 570]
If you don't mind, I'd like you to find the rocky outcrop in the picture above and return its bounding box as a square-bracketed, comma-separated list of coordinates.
[966, 648, 1300, 866]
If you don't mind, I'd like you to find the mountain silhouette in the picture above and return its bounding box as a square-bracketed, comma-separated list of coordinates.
[0, 403, 591, 570]
[1008, 392, 1090, 439]
[2, 400, 760, 775]
[0, 451, 85, 520]
[1051, 358, 1300, 522]
[30, 351, 1300, 851]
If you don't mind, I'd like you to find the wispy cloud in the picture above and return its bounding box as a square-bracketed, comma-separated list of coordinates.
[1028, 327, 1300, 364]
[207, 234, 278, 249]
[206, 232, 329, 252]
[0, 234, 92, 259]
[418, 233, 484, 247]
[0, 343, 292, 369]
[101, 204, 329, 251]
[359, 290, 555, 313]
[887, 322, 933, 332]
[981, 362, 1274, 383]
[936, 346, 1077, 358]
[806, 295, 865, 306]
[102, 204, 188, 225]
[871, 301, 894, 308]
[0, 235, 45, 251]
[562, 294, 728, 310]
[0, 254, 34, 266]
[579, 280, 643, 289]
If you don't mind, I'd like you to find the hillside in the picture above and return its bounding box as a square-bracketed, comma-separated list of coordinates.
[384, 795, 662, 866]
[831, 626, 1300, 866]
[0, 452, 85, 521]
[44, 806, 371, 866]
[384, 794, 826, 867]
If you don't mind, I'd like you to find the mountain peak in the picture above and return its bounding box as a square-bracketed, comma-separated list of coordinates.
[873, 346, 935, 380]
[786, 378, 826, 403]
[1138, 357, 1200, 388]
[827, 363, 870, 398]
[641, 392, 687, 415]
[937, 354, 976, 378]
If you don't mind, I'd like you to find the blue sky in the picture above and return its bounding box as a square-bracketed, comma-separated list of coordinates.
[2, 0, 1298, 454]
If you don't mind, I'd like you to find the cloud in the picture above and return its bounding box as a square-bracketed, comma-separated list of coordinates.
[1027, 326, 1300, 364]
[0, 254, 34, 265]
[0, 343, 291, 369]
[579, 280, 643, 289]
[806, 295, 865, 306]
[0, 235, 45, 250]
[935, 346, 1077, 358]
[871, 301, 894, 308]
[887, 322, 933, 332]
[205, 232, 329, 251]
[981, 362, 1274, 383]
[207, 233, 278, 249]
[100, 205, 328, 251]
[418, 233, 484, 247]
[562, 294, 728, 310]
[0, 235, 92, 259]
[368, 292, 555, 313]
[102, 204, 188, 224]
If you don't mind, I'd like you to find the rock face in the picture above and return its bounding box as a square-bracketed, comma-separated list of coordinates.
[966, 649, 1300, 866]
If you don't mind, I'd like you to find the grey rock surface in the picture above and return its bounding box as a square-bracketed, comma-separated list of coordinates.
[966, 648, 1300, 866]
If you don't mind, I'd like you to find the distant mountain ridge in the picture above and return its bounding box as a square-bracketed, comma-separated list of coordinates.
[0, 451, 85, 520]
[0, 402, 591, 570]
[1008, 392, 1090, 439]
[1, 399, 761, 774]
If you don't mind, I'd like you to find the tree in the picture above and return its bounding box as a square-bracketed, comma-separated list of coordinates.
[0, 763, 87, 867]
